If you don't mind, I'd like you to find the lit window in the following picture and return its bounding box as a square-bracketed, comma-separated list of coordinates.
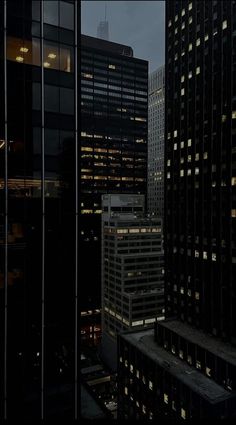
[181, 141, 184, 148]
[167, 159, 171, 166]
[206, 367, 211, 377]
[124, 386, 128, 395]
[180, 157, 184, 164]
[175, 28, 178, 35]
[205, 34, 209, 41]
[195, 250, 199, 258]
[196, 38, 200, 46]
[188, 43, 193, 51]
[232, 111, 236, 119]
[175, 14, 178, 22]
[195, 292, 200, 300]
[196, 360, 201, 369]
[167, 132, 171, 140]
[149, 380, 153, 390]
[187, 355, 192, 364]
[142, 375, 146, 385]
[175, 53, 178, 61]
[174, 130, 178, 138]
[164, 393, 168, 404]
[182, 22, 185, 30]
[189, 16, 193, 24]
[168, 20, 172, 27]
[195, 167, 199, 175]
[125, 359, 128, 367]
[179, 349, 184, 359]
[142, 405, 146, 414]
[188, 71, 192, 79]
[187, 155, 192, 162]
[181, 75, 185, 83]
[195, 153, 199, 161]
[180, 287, 184, 294]
[174, 143, 177, 150]
[187, 289, 191, 297]
[203, 152, 208, 159]
[109, 64, 116, 69]
[231, 177, 236, 186]
[130, 364, 134, 373]
[181, 8, 185, 16]
[222, 20, 227, 30]
[196, 66, 200, 74]
[167, 172, 171, 179]
[136, 369, 140, 379]
[188, 2, 192, 11]
[149, 412, 153, 419]
[172, 400, 176, 411]
[136, 400, 140, 407]
[212, 253, 217, 261]
[181, 408, 186, 420]
[203, 251, 208, 260]
[181, 88, 185, 96]
[180, 170, 184, 177]
[188, 139, 192, 147]
[119, 356, 123, 363]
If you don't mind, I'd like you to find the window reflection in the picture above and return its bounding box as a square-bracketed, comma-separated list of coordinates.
[7, 36, 74, 73]
[7, 36, 40, 66]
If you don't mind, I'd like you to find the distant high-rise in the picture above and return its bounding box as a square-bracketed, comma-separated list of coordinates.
[118, 0, 236, 420]
[101, 194, 164, 370]
[80, 35, 148, 322]
[97, 2, 109, 40]
[148, 66, 165, 217]
[97, 20, 109, 41]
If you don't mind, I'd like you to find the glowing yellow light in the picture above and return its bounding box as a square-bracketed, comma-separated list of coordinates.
[20, 47, 29, 53]
[48, 53, 56, 59]
[16, 56, 24, 62]
[44, 62, 50, 68]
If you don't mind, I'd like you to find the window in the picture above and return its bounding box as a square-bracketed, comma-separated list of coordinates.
[45, 85, 59, 112]
[181, 88, 185, 96]
[181, 75, 185, 83]
[164, 393, 168, 404]
[60, 87, 74, 115]
[44, 1, 59, 26]
[188, 43, 193, 51]
[181, 408, 186, 420]
[7, 36, 40, 66]
[60, 1, 74, 30]
[196, 38, 200, 46]
[188, 139, 192, 147]
[222, 20, 227, 30]
[196, 66, 200, 75]
[188, 2, 192, 10]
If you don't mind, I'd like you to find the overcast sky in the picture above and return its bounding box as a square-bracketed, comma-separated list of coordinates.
[81, 0, 165, 73]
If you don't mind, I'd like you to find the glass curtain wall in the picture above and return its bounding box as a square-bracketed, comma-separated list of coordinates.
[0, 0, 79, 420]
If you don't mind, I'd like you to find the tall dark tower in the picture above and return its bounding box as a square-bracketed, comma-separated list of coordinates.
[97, 2, 109, 40]
[118, 0, 236, 420]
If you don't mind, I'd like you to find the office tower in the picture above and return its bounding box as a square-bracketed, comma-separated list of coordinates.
[0, 1, 79, 420]
[148, 65, 165, 217]
[97, 21, 109, 41]
[80, 35, 148, 324]
[101, 194, 164, 370]
[117, 0, 236, 420]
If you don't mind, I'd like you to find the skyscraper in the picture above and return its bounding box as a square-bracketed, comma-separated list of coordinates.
[0, 0, 79, 419]
[97, 2, 109, 41]
[80, 35, 148, 322]
[148, 65, 165, 217]
[118, 0, 236, 420]
[101, 194, 164, 369]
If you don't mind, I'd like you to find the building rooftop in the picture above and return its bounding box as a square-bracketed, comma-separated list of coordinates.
[160, 319, 236, 367]
[81, 34, 133, 57]
[81, 384, 109, 419]
[121, 329, 236, 404]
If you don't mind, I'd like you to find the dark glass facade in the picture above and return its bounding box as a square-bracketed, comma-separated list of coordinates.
[80, 35, 148, 313]
[0, 0, 79, 419]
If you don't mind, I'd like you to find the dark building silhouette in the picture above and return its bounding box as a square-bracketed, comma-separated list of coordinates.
[118, 0, 236, 420]
[0, 0, 79, 420]
[80, 35, 148, 328]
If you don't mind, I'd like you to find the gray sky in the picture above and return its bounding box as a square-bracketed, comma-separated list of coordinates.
[81, 0, 165, 73]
